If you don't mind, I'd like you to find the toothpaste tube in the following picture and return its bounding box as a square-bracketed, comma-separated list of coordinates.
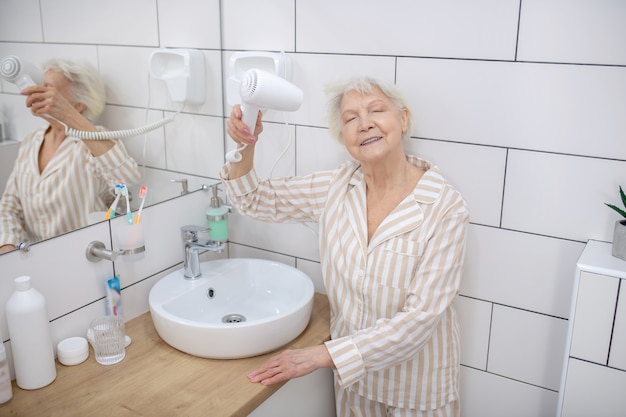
[106, 276, 122, 317]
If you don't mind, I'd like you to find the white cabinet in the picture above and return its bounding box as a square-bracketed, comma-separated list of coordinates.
[557, 241, 626, 417]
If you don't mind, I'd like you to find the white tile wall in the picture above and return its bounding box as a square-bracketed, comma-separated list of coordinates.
[1, 2, 626, 415]
[296, 0, 520, 61]
[461, 366, 558, 417]
[397, 58, 626, 160]
[157, 0, 221, 49]
[461, 224, 584, 318]
[0, 0, 42, 42]
[406, 139, 507, 227]
[488, 305, 568, 390]
[453, 296, 492, 370]
[222, 0, 295, 52]
[518, 0, 626, 66]
[40, 0, 159, 46]
[502, 150, 626, 242]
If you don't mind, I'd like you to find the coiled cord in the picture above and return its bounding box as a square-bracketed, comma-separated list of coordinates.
[46, 106, 184, 140]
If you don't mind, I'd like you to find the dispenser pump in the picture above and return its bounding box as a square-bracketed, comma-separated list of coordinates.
[205, 184, 229, 242]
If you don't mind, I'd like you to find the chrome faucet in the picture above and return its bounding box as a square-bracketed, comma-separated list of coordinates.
[181, 225, 225, 279]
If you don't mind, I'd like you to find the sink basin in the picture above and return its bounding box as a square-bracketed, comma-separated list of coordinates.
[148, 258, 315, 359]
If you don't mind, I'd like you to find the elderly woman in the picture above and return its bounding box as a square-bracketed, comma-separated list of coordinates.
[221, 77, 469, 417]
[0, 58, 140, 254]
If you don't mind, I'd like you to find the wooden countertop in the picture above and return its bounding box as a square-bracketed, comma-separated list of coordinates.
[3, 293, 330, 417]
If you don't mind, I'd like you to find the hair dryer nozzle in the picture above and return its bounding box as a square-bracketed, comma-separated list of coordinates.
[0, 55, 44, 91]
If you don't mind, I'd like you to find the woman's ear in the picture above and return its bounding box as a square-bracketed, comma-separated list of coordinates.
[401, 107, 409, 133]
[74, 102, 87, 114]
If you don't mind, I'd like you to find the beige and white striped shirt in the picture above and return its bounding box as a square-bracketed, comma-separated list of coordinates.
[0, 125, 140, 246]
[221, 155, 469, 411]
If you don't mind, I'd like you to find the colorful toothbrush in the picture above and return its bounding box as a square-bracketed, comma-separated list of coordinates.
[120, 183, 133, 225]
[134, 185, 148, 224]
[104, 184, 123, 220]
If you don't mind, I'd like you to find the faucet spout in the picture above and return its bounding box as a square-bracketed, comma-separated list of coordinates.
[181, 225, 225, 279]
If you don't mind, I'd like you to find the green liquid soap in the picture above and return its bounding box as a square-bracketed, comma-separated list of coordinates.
[206, 206, 229, 242]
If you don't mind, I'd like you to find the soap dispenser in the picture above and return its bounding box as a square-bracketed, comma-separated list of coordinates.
[205, 185, 229, 242]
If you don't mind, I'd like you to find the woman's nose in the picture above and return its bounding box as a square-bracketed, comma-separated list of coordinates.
[358, 113, 373, 131]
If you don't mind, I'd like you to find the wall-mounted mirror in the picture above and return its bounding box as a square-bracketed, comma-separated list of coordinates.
[0, 1, 225, 254]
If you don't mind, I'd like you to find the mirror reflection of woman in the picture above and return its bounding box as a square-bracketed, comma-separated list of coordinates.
[0, 59, 140, 254]
[222, 77, 469, 417]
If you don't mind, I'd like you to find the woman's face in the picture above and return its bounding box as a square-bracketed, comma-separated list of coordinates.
[340, 86, 408, 164]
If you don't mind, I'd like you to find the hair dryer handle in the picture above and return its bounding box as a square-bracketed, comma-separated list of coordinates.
[240, 102, 260, 132]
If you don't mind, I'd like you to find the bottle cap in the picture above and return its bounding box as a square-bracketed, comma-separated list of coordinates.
[14, 276, 31, 291]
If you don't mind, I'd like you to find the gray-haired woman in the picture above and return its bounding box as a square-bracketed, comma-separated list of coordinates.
[222, 77, 469, 417]
[0, 58, 139, 254]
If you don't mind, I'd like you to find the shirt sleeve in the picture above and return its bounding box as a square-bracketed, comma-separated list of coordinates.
[219, 163, 331, 223]
[325, 201, 469, 388]
[0, 169, 27, 247]
[92, 139, 141, 186]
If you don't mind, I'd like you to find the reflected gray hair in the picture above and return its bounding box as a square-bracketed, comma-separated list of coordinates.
[326, 77, 414, 143]
[41, 58, 106, 121]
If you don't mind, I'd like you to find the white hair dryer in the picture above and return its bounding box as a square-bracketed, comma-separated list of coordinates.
[226, 68, 303, 163]
[0, 55, 44, 91]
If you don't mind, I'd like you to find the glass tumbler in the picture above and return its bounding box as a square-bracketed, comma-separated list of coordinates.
[89, 316, 126, 365]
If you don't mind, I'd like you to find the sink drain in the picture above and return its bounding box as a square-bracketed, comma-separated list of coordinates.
[222, 313, 246, 323]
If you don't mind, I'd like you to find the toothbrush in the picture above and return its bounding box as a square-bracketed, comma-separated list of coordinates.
[104, 184, 123, 220]
[134, 185, 148, 224]
[121, 183, 132, 225]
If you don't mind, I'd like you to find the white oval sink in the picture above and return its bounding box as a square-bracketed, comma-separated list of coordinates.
[148, 258, 315, 359]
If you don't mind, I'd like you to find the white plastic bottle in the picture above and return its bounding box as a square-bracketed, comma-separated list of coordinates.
[0, 328, 13, 404]
[5, 276, 56, 389]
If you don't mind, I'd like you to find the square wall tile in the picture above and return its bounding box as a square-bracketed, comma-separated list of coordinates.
[40, 0, 158, 46]
[0, 0, 42, 42]
[396, 58, 626, 160]
[222, 0, 295, 51]
[460, 366, 558, 417]
[502, 150, 626, 242]
[100, 106, 166, 169]
[98, 46, 155, 108]
[164, 113, 224, 178]
[518, 0, 626, 65]
[296, 0, 519, 60]
[453, 296, 492, 370]
[488, 305, 568, 390]
[228, 212, 320, 262]
[461, 225, 583, 318]
[406, 139, 506, 227]
[296, 126, 353, 176]
[228, 243, 296, 267]
[157, 0, 221, 49]
[296, 258, 325, 295]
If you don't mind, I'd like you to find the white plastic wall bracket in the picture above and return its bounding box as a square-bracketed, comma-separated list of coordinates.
[226, 51, 290, 107]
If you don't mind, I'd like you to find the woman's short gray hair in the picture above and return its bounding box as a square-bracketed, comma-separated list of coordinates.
[41, 58, 106, 121]
[326, 77, 414, 143]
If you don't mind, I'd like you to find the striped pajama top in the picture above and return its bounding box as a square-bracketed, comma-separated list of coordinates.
[221, 155, 469, 411]
[0, 125, 140, 246]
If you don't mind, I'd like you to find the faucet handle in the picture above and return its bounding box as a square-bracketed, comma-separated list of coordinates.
[181, 225, 210, 241]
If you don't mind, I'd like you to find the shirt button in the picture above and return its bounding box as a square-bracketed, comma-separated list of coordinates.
[358, 270, 365, 277]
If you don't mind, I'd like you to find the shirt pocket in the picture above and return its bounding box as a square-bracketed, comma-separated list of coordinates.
[365, 238, 427, 318]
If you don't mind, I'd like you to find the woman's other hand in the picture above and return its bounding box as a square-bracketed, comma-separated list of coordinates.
[247, 345, 333, 386]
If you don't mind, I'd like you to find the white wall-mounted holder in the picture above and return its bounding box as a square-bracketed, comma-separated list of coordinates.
[149, 49, 205, 105]
[226, 51, 291, 107]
